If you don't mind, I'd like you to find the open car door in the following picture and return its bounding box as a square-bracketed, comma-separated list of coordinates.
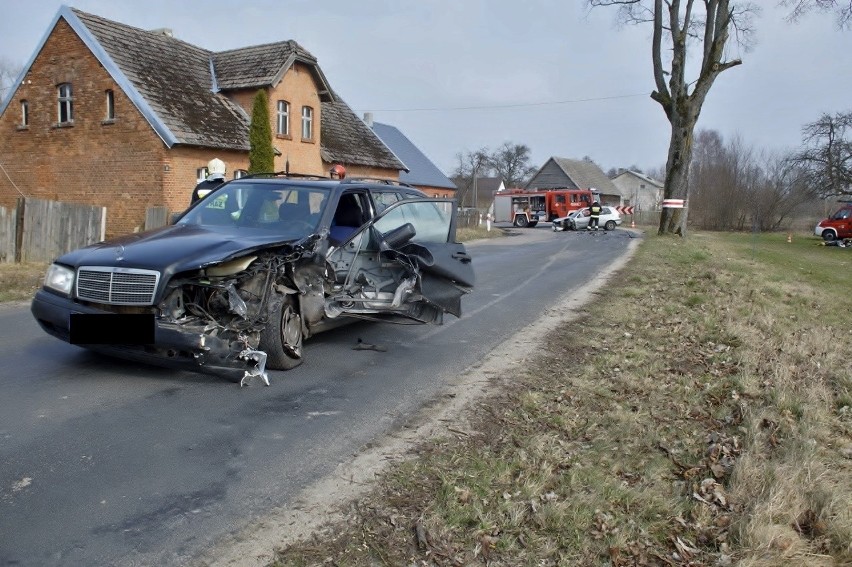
[325, 198, 474, 324]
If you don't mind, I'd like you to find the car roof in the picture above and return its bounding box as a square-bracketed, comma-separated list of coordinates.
[229, 175, 428, 197]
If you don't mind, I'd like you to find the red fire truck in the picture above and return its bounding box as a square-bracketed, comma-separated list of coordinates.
[492, 189, 596, 227]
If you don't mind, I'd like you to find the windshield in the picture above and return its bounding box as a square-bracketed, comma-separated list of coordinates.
[179, 182, 329, 239]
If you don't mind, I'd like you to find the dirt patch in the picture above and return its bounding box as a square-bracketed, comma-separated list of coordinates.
[196, 233, 641, 567]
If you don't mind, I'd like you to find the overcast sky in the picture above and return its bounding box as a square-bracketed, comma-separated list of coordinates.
[1, 1, 849, 178]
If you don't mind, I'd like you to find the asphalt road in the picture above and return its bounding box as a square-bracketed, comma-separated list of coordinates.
[0, 226, 636, 567]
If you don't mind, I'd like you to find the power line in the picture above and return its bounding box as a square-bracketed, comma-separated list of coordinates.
[359, 92, 650, 113]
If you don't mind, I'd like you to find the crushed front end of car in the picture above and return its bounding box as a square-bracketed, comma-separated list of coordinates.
[31, 237, 321, 384]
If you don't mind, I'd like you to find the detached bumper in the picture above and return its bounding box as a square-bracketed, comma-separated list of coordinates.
[30, 289, 247, 380]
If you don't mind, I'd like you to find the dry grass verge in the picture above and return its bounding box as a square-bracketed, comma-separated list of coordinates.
[271, 231, 851, 566]
[457, 225, 506, 242]
[0, 262, 47, 303]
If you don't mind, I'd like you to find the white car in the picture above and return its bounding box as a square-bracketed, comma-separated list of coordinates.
[552, 207, 622, 231]
[551, 210, 583, 232]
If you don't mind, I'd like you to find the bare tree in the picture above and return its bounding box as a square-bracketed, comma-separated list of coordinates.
[589, 0, 758, 236]
[788, 111, 852, 197]
[782, 0, 852, 27]
[486, 142, 537, 188]
[690, 128, 815, 231]
[451, 148, 491, 208]
[0, 57, 23, 102]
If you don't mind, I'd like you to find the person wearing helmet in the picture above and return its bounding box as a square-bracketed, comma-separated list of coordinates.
[329, 164, 346, 179]
[191, 158, 228, 204]
[588, 200, 602, 231]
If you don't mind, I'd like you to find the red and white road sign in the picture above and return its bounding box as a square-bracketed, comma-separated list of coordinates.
[615, 205, 634, 215]
[662, 199, 686, 208]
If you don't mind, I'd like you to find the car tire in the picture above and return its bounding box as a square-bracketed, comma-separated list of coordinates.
[822, 230, 837, 242]
[514, 215, 528, 228]
[258, 294, 303, 370]
[605, 220, 617, 231]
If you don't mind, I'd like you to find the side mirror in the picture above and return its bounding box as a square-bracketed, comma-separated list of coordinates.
[381, 222, 416, 249]
[170, 212, 183, 225]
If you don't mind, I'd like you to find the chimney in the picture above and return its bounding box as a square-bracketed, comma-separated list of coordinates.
[363, 112, 373, 127]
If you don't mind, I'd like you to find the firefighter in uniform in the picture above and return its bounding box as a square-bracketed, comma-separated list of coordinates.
[588, 200, 602, 231]
[191, 158, 228, 204]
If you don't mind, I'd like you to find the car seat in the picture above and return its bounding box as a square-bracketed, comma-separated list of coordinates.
[329, 194, 364, 244]
[278, 197, 311, 223]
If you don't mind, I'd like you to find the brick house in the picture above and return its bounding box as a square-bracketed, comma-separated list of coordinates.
[0, 7, 404, 238]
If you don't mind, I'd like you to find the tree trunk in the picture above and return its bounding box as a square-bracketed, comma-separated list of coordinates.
[659, 113, 696, 236]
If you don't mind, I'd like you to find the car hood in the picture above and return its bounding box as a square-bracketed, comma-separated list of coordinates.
[56, 224, 303, 274]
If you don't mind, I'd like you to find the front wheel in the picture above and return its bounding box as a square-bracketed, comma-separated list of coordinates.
[822, 230, 837, 242]
[258, 295, 304, 370]
[605, 220, 617, 231]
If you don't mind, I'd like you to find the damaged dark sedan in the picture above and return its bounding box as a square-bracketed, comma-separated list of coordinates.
[30, 175, 475, 384]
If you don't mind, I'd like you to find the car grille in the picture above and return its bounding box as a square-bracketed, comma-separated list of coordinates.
[76, 267, 160, 306]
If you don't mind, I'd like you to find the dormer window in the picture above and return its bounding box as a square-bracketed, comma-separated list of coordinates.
[105, 89, 115, 121]
[57, 83, 73, 124]
[276, 100, 290, 137]
[20, 100, 29, 127]
[301, 106, 313, 141]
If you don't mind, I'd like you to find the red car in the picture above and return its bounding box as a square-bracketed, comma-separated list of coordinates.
[814, 202, 852, 242]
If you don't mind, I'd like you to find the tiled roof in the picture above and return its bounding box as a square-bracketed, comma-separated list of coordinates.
[552, 158, 618, 193]
[528, 157, 619, 194]
[213, 40, 333, 96]
[613, 170, 663, 187]
[371, 123, 456, 189]
[35, 7, 400, 167]
[73, 9, 250, 150]
[321, 104, 405, 170]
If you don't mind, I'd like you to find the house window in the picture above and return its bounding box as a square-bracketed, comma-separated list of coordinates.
[21, 100, 29, 127]
[301, 106, 313, 140]
[105, 90, 115, 120]
[276, 100, 290, 136]
[197, 167, 208, 182]
[57, 83, 73, 124]
[234, 169, 247, 179]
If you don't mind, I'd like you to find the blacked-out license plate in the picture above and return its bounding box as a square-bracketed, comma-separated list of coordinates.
[69, 313, 155, 345]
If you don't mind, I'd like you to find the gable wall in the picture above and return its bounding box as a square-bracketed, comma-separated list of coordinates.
[0, 19, 171, 239]
[611, 173, 663, 211]
[227, 62, 324, 176]
[526, 159, 579, 190]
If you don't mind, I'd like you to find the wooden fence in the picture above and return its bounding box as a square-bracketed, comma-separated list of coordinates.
[145, 206, 169, 230]
[18, 198, 106, 263]
[0, 205, 16, 263]
[0, 200, 175, 263]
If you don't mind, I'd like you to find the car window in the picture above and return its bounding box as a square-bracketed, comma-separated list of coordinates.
[832, 208, 851, 220]
[373, 191, 402, 213]
[374, 200, 454, 243]
[180, 182, 328, 238]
